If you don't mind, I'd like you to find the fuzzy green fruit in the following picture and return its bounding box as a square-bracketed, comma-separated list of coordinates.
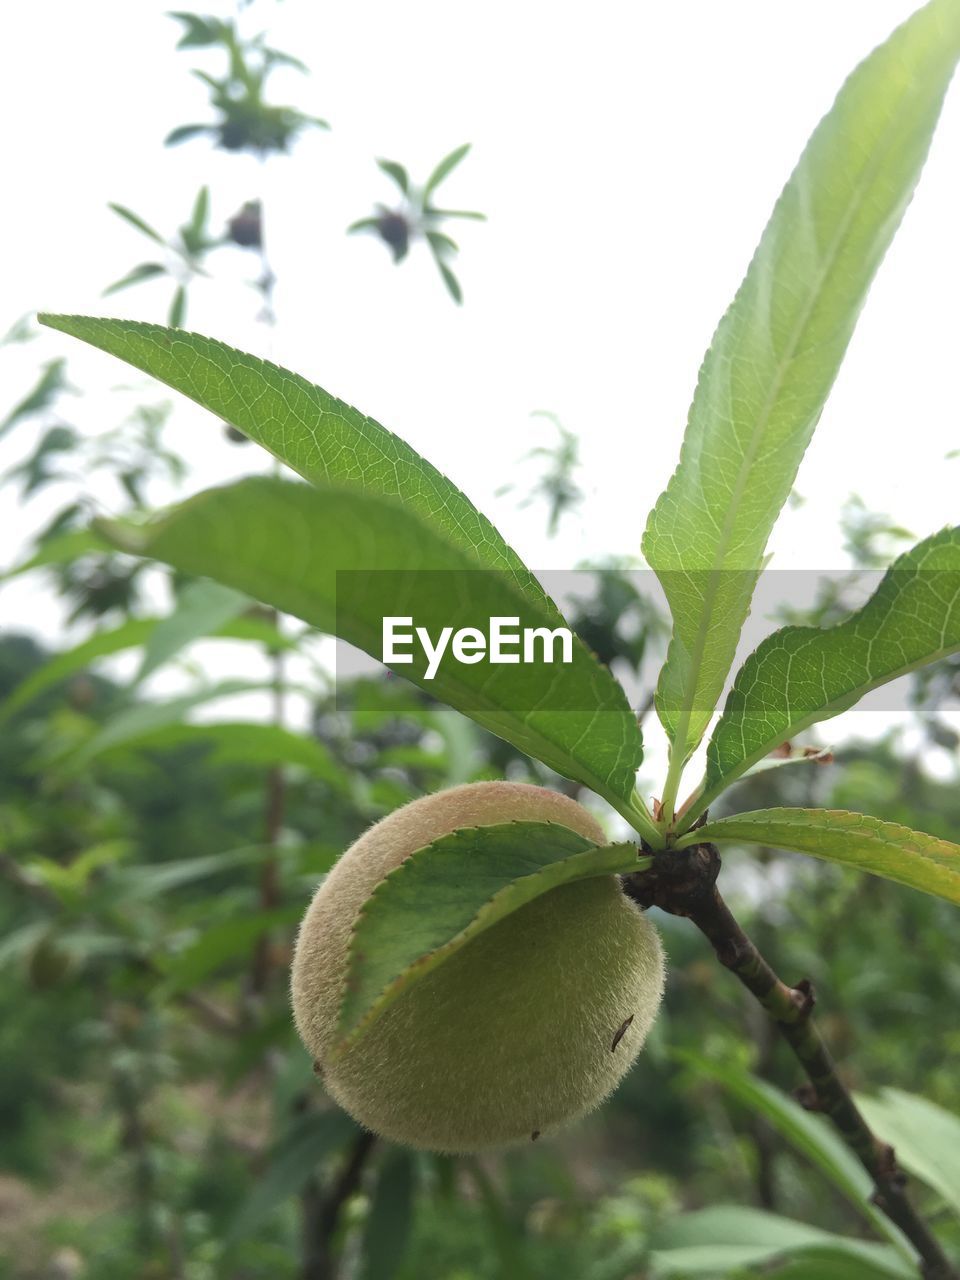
[291, 781, 664, 1153]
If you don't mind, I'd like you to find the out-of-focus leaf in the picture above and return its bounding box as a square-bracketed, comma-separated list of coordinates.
[436, 260, 462, 304]
[649, 1206, 912, 1278]
[165, 123, 212, 147]
[0, 528, 112, 580]
[134, 579, 249, 685]
[359, 1150, 416, 1280]
[108, 202, 165, 245]
[112, 845, 265, 900]
[188, 185, 209, 242]
[229, 1110, 358, 1240]
[111, 721, 349, 786]
[335, 821, 646, 1056]
[102, 263, 166, 297]
[159, 905, 301, 992]
[684, 808, 960, 906]
[376, 158, 409, 194]
[168, 285, 187, 328]
[0, 359, 69, 441]
[423, 143, 471, 201]
[857, 1089, 960, 1219]
[675, 1051, 905, 1248]
[57, 678, 280, 769]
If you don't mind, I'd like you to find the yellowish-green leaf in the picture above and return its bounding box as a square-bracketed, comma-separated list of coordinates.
[690, 527, 960, 822]
[643, 0, 960, 782]
[682, 808, 960, 905]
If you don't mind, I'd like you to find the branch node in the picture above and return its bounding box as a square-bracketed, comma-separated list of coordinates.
[790, 978, 816, 1017]
[793, 1083, 822, 1112]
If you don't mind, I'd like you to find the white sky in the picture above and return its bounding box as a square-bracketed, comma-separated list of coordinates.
[2, 1, 959, 802]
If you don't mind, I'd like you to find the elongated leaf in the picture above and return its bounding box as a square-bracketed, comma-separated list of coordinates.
[102, 263, 166, 297]
[684, 808, 960, 905]
[168, 285, 186, 328]
[110, 721, 348, 786]
[96, 475, 647, 809]
[0, 618, 156, 724]
[159, 906, 301, 991]
[675, 1051, 906, 1249]
[857, 1089, 960, 1220]
[359, 1150, 416, 1280]
[0, 527, 111, 579]
[335, 820, 646, 1056]
[0, 358, 69, 440]
[113, 845, 265, 900]
[36, 313, 552, 615]
[423, 143, 470, 200]
[642, 1, 960, 770]
[693, 528, 960, 817]
[650, 1206, 912, 1279]
[134, 579, 248, 684]
[763, 1254, 916, 1280]
[59, 678, 280, 769]
[376, 158, 409, 194]
[108, 202, 165, 245]
[229, 1110, 358, 1240]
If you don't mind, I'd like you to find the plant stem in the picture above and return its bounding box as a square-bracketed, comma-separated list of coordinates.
[300, 1130, 377, 1280]
[623, 844, 957, 1280]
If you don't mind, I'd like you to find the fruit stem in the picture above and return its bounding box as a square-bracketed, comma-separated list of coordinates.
[622, 844, 957, 1280]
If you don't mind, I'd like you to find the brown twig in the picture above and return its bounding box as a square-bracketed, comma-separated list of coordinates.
[623, 844, 957, 1280]
[300, 1130, 377, 1280]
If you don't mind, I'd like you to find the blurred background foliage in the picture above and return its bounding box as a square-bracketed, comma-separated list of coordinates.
[2, 5, 959, 1280]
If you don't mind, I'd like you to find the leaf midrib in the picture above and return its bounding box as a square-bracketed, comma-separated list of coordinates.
[664, 81, 908, 769]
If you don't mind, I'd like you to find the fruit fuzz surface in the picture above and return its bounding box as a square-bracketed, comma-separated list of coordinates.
[291, 781, 664, 1153]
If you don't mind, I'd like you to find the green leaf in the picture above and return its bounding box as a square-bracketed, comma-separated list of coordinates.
[95, 475, 647, 810]
[376, 158, 409, 194]
[423, 143, 471, 201]
[102, 263, 166, 297]
[693, 527, 960, 819]
[164, 123, 211, 147]
[36, 314, 551, 614]
[650, 1206, 912, 1278]
[59, 678, 280, 770]
[188, 185, 209, 241]
[112, 845, 265, 900]
[0, 358, 69, 441]
[134, 579, 249, 684]
[111, 721, 348, 786]
[108, 202, 165, 245]
[159, 906, 301, 991]
[760, 1254, 916, 1280]
[359, 1151, 416, 1280]
[229, 1110, 358, 1240]
[436, 259, 463, 304]
[642, 0, 960, 778]
[425, 230, 458, 256]
[335, 820, 646, 1056]
[684, 808, 960, 905]
[0, 527, 112, 580]
[675, 1050, 907, 1250]
[168, 284, 187, 328]
[431, 208, 486, 221]
[856, 1089, 960, 1220]
[0, 617, 157, 724]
